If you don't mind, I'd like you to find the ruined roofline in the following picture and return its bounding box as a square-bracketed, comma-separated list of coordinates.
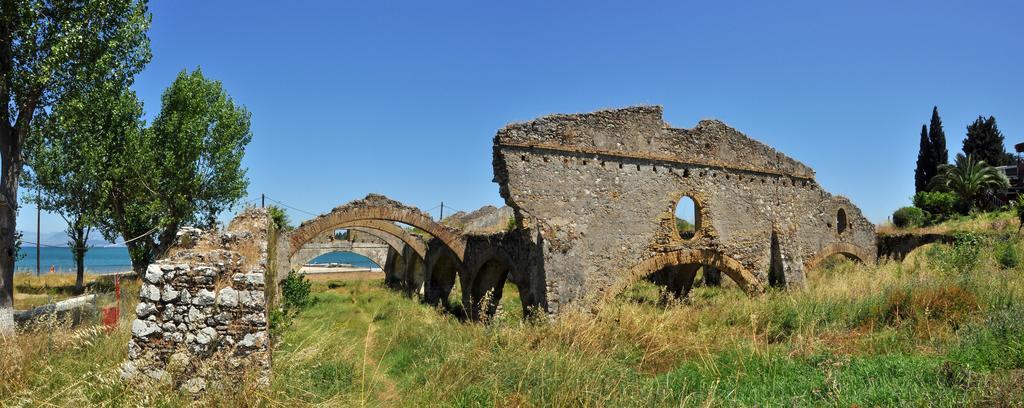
[494, 105, 816, 180]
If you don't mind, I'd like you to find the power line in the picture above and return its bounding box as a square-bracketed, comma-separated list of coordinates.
[263, 196, 319, 217]
[21, 241, 62, 248]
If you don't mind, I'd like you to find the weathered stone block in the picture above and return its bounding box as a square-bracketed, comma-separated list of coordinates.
[140, 283, 161, 302]
[216, 287, 238, 307]
[192, 289, 216, 306]
[136, 302, 157, 318]
[145, 264, 163, 284]
[131, 319, 161, 337]
[161, 286, 180, 302]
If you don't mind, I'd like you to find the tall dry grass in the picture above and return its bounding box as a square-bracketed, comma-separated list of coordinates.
[3, 226, 1024, 406]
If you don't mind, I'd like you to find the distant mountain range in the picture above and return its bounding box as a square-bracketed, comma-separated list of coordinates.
[18, 230, 126, 248]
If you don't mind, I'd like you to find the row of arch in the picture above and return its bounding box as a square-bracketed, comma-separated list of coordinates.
[285, 198, 869, 321]
[285, 197, 529, 320]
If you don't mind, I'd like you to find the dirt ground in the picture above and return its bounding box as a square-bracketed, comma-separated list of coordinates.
[299, 267, 384, 282]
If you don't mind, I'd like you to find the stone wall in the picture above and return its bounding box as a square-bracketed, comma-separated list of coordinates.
[121, 208, 273, 393]
[492, 106, 877, 315]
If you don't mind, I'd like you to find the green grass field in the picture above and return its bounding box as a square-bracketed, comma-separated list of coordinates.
[3, 220, 1024, 406]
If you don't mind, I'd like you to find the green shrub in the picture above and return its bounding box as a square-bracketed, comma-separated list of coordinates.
[996, 237, 1021, 269]
[266, 205, 292, 231]
[505, 216, 518, 232]
[282, 270, 313, 311]
[935, 232, 983, 274]
[913, 191, 958, 223]
[892, 206, 926, 228]
[1013, 199, 1024, 232]
[951, 300, 1024, 370]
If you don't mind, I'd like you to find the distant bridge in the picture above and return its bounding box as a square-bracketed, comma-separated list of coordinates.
[290, 241, 389, 270]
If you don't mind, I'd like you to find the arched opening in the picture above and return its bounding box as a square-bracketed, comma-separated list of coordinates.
[382, 245, 425, 294]
[469, 257, 524, 322]
[807, 252, 862, 285]
[617, 250, 763, 307]
[286, 198, 468, 264]
[836, 209, 848, 235]
[305, 251, 382, 269]
[805, 243, 869, 281]
[425, 249, 460, 309]
[300, 251, 384, 281]
[330, 225, 426, 296]
[673, 195, 700, 240]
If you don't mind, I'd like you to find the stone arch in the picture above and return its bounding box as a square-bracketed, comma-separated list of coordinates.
[345, 227, 414, 259]
[423, 245, 464, 307]
[604, 249, 765, 303]
[467, 250, 521, 320]
[289, 194, 465, 261]
[804, 242, 871, 272]
[333, 220, 427, 259]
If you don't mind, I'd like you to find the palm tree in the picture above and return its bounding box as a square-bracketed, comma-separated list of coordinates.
[929, 153, 1010, 212]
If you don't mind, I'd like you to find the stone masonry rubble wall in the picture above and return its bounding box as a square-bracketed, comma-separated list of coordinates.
[121, 208, 274, 393]
[492, 106, 877, 315]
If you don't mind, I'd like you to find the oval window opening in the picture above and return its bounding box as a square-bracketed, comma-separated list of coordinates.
[674, 196, 700, 240]
[836, 209, 848, 235]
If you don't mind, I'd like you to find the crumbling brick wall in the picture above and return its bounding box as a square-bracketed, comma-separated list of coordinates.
[121, 208, 273, 393]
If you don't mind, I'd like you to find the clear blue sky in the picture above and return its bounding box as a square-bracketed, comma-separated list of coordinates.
[19, 0, 1024, 239]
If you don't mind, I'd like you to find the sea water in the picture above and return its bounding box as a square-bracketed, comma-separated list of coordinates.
[15, 247, 133, 275]
[14, 246, 379, 274]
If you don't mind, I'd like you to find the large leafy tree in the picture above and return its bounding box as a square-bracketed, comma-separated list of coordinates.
[963, 116, 1013, 166]
[929, 154, 1010, 212]
[0, 0, 151, 331]
[97, 68, 252, 273]
[23, 83, 144, 292]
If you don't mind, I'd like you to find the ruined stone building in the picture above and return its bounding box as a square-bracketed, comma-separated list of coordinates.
[276, 106, 876, 317]
[126, 106, 877, 389]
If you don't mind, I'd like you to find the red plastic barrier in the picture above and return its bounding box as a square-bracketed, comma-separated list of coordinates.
[102, 306, 119, 330]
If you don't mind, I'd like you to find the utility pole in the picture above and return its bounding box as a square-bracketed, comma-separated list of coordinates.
[261, 193, 265, 208]
[439, 202, 444, 221]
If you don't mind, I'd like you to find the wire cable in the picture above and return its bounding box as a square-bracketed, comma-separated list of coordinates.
[263, 196, 319, 217]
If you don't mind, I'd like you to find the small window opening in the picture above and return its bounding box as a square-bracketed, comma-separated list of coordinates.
[837, 209, 848, 234]
[673, 196, 700, 240]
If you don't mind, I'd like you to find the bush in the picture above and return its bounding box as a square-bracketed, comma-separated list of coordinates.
[996, 237, 1021, 269]
[892, 206, 926, 228]
[282, 270, 312, 311]
[935, 232, 983, 274]
[1013, 199, 1024, 231]
[913, 191, 958, 222]
[266, 205, 292, 231]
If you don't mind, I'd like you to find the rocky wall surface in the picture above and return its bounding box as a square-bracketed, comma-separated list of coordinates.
[121, 208, 273, 393]
[492, 106, 877, 315]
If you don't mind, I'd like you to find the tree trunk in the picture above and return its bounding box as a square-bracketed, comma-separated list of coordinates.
[0, 203, 15, 334]
[1, 123, 20, 334]
[70, 222, 88, 294]
[74, 246, 85, 293]
[126, 238, 153, 276]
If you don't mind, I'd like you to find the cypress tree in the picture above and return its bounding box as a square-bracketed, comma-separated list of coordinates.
[915, 124, 932, 193]
[963, 115, 1011, 166]
[928, 106, 948, 168]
